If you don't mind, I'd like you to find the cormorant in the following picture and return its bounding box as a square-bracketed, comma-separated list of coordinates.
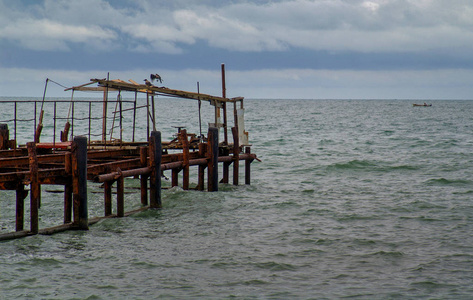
[144, 79, 153, 87]
[150, 73, 162, 83]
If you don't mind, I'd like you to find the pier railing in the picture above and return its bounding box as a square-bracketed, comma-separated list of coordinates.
[0, 99, 141, 147]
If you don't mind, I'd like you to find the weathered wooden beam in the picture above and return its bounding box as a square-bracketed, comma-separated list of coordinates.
[90, 78, 243, 103]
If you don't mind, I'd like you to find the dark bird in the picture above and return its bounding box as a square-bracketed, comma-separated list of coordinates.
[150, 73, 162, 83]
[144, 79, 153, 87]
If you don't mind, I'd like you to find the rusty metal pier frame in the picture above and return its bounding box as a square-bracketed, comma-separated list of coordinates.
[0, 65, 258, 241]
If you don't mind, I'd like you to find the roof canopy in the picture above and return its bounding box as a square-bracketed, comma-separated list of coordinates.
[66, 78, 243, 103]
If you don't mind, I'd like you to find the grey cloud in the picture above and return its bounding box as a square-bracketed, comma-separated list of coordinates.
[1, 0, 473, 55]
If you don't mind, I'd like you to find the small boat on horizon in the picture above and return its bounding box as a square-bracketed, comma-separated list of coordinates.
[413, 103, 432, 107]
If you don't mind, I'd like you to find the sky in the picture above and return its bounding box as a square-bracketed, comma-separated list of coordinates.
[1, 0, 473, 99]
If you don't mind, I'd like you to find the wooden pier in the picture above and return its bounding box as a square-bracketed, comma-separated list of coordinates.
[0, 65, 257, 241]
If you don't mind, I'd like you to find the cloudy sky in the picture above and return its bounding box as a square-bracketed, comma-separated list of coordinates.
[1, 0, 473, 99]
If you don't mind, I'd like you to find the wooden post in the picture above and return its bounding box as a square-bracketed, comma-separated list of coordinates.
[64, 183, 72, 223]
[104, 181, 112, 216]
[64, 152, 72, 223]
[117, 169, 124, 217]
[34, 110, 44, 143]
[27, 142, 39, 234]
[72, 136, 88, 230]
[232, 127, 239, 186]
[197, 142, 206, 191]
[172, 169, 179, 187]
[222, 148, 230, 184]
[16, 184, 26, 231]
[245, 147, 251, 185]
[140, 147, 148, 206]
[207, 127, 219, 192]
[181, 129, 190, 190]
[149, 131, 162, 209]
[0, 124, 9, 150]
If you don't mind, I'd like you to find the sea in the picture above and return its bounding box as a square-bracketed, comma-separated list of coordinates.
[1, 98, 473, 299]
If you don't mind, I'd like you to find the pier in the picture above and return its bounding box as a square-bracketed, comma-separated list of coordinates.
[0, 65, 257, 241]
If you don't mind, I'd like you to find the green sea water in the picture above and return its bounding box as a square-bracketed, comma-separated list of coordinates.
[1, 99, 473, 299]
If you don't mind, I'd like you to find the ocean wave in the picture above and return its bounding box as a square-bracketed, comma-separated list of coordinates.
[426, 178, 472, 186]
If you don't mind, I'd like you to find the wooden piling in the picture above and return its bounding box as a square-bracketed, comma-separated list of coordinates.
[208, 127, 219, 192]
[181, 129, 190, 190]
[16, 184, 26, 231]
[197, 142, 206, 191]
[117, 169, 124, 217]
[72, 136, 88, 230]
[64, 183, 72, 223]
[104, 181, 112, 216]
[27, 142, 39, 234]
[245, 147, 251, 185]
[64, 152, 72, 223]
[0, 124, 9, 150]
[149, 131, 162, 209]
[172, 168, 179, 187]
[140, 147, 148, 206]
[232, 127, 239, 186]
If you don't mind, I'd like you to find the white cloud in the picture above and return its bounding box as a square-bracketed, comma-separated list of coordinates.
[2, 0, 472, 54]
[0, 18, 116, 51]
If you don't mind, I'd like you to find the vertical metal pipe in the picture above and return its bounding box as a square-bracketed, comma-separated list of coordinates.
[197, 82, 202, 138]
[146, 94, 150, 141]
[151, 94, 156, 131]
[221, 63, 228, 144]
[119, 92, 123, 144]
[88, 102, 92, 148]
[14, 102, 17, 145]
[71, 101, 75, 139]
[34, 101, 37, 138]
[102, 73, 109, 143]
[133, 91, 137, 142]
[53, 101, 57, 150]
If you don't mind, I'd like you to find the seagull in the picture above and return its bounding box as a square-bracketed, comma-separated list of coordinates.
[150, 73, 162, 83]
[144, 79, 153, 87]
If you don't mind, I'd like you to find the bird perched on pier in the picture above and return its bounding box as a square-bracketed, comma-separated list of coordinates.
[150, 73, 162, 83]
[144, 79, 153, 87]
